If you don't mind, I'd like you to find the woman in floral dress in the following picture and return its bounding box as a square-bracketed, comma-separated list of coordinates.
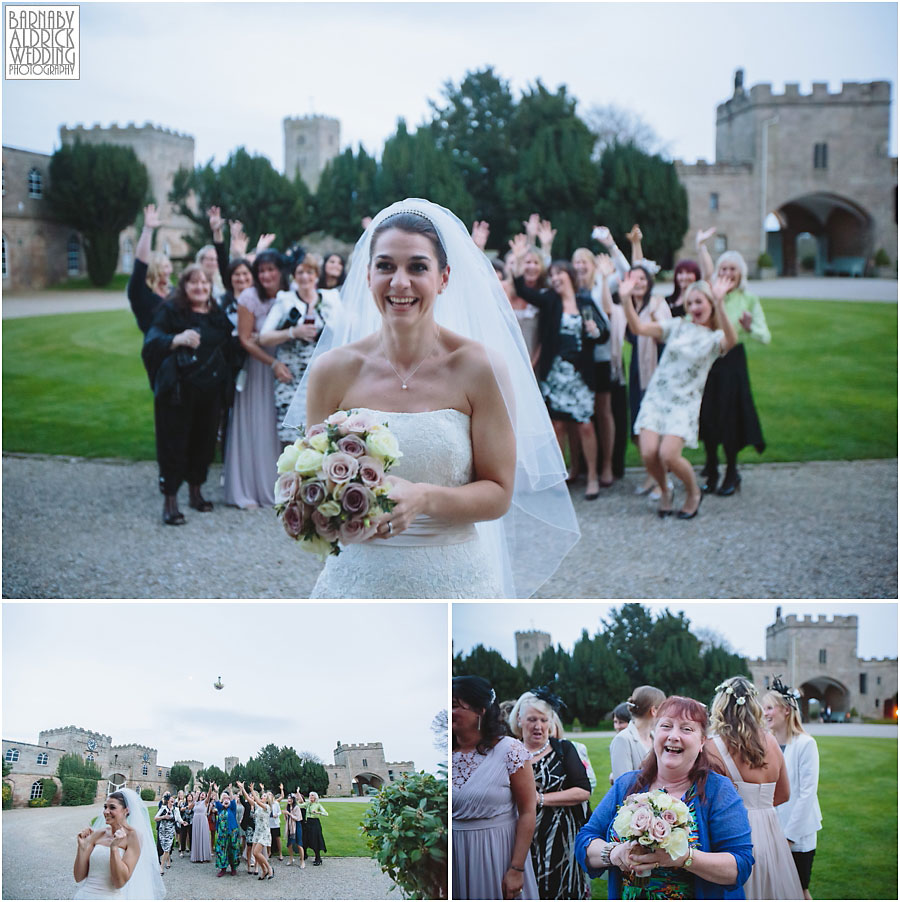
[618, 274, 737, 519]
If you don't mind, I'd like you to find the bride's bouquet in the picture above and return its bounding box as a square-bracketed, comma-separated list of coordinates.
[611, 788, 693, 876]
[274, 409, 402, 559]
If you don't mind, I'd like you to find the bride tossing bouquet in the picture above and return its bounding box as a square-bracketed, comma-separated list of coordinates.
[275, 409, 402, 559]
[611, 788, 694, 876]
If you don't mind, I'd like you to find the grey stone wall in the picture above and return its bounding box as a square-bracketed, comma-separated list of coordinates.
[515, 630, 551, 675]
[283, 115, 340, 192]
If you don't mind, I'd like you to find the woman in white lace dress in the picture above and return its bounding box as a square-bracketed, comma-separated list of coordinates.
[292, 199, 578, 599]
[618, 274, 737, 519]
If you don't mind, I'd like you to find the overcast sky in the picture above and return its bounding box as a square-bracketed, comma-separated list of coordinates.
[2, 2, 896, 171]
[2, 603, 448, 774]
[452, 601, 898, 664]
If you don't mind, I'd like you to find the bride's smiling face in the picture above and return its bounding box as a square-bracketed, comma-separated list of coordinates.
[367, 228, 449, 322]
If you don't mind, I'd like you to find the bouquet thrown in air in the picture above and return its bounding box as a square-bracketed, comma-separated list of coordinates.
[274, 409, 402, 559]
[612, 788, 694, 875]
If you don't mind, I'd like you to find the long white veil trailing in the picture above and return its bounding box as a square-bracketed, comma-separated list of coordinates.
[83, 788, 165, 899]
[283, 198, 580, 598]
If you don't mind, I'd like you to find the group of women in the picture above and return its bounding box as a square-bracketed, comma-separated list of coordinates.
[130, 203, 346, 526]
[73, 782, 329, 898]
[496, 217, 769, 519]
[453, 674, 821, 901]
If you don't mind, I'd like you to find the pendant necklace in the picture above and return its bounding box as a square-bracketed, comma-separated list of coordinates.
[382, 330, 440, 390]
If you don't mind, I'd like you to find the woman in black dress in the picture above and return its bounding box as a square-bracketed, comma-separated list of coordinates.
[511, 246, 604, 500]
[127, 203, 172, 333]
[509, 690, 591, 900]
[142, 264, 239, 524]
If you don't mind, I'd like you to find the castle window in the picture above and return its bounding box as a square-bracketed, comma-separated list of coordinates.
[813, 143, 828, 169]
[713, 235, 727, 255]
[142, 764, 148, 776]
[875, 698, 879, 708]
[2, 235, 7, 279]
[36, 753, 49, 766]
[30, 780, 44, 800]
[709, 193, 719, 211]
[157, 770, 162, 777]
[2, 166, 5, 195]
[860, 673, 867, 694]
[298, 136, 306, 146]
[67, 235, 81, 276]
[818, 649, 826, 665]
[165, 770, 169, 778]
[877, 675, 882, 685]
[28, 168, 42, 198]
[5, 748, 19, 763]
[86, 754, 94, 762]
[121, 238, 134, 272]
[362, 758, 367, 767]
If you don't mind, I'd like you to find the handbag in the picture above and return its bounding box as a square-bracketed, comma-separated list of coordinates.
[177, 344, 228, 390]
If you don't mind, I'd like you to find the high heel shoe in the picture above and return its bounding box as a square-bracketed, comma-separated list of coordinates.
[657, 487, 674, 518]
[162, 509, 186, 526]
[701, 469, 719, 494]
[716, 471, 741, 496]
[677, 492, 703, 520]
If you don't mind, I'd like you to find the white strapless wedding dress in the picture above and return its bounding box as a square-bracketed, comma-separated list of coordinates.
[311, 408, 503, 598]
[73, 844, 124, 899]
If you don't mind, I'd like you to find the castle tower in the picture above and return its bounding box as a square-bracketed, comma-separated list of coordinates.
[516, 630, 551, 675]
[224, 757, 239, 774]
[283, 115, 340, 191]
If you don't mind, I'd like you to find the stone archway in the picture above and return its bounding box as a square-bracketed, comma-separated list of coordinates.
[352, 772, 385, 797]
[769, 193, 874, 275]
[106, 772, 127, 795]
[798, 675, 850, 721]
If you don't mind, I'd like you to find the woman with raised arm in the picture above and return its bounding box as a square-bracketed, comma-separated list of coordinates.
[73, 789, 165, 899]
[511, 242, 605, 500]
[618, 272, 736, 518]
[762, 678, 822, 900]
[190, 790, 212, 863]
[453, 676, 539, 900]
[696, 229, 770, 495]
[706, 677, 803, 899]
[296, 792, 329, 866]
[127, 204, 172, 334]
[236, 782, 274, 879]
[223, 249, 290, 509]
[210, 783, 242, 877]
[576, 696, 754, 900]
[288, 199, 578, 599]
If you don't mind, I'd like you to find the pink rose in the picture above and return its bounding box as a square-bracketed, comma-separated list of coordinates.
[661, 809, 678, 825]
[339, 516, 378, 544]
[631, 807, 653, 834]
[339, 412, 375, 435]
[324, 411, 348, 426]
[275, 472, 301, 506]
[337, 434, 367, 458]
[282, 503, 304, 538]
[340, 483, 374, 516]
[650, 817, 671, 842]
[322, 451, 359, 484]
[306, 422, 327, 439]
[300, 480, 327, 507]
[357, 455, 385, 487]
[311, 509, 339, 541]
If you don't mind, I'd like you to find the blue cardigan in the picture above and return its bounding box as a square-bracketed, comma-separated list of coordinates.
[574, 771, 753, 900]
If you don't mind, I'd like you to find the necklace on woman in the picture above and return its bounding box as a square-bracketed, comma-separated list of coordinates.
[527, 738, 551, 758]
[382, 330, 440, 390]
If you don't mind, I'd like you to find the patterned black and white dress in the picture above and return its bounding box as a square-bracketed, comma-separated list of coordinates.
[540, 313, 595, 423]
[530, 738, 592, 899]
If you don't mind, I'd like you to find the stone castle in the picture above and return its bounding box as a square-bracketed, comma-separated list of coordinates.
[3, 725, 413, 808]
[515, 630, 552, 675]
[2, 115, 339, 290]
[675, 71, 897, 275]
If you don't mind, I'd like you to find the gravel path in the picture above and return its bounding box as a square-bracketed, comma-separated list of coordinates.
[3, 454, 896, 598]
[1, 804, 396, 900]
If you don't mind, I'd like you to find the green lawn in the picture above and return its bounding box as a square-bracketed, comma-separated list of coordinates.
[578, 735, 897, 900]
[2, 299, 897, 462]
[146, 798, 373, 857]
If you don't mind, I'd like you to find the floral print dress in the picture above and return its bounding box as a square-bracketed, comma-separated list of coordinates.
[634, 318, 724, 447]
[540, 313, 595, 423]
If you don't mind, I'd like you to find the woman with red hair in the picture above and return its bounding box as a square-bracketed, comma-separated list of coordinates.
[576, 696, 754, 899]
[666, 260, 703, 317]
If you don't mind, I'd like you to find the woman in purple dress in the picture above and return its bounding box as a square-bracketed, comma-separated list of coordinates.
[190, 790, 212, 863]
[223, 249, 289, 508]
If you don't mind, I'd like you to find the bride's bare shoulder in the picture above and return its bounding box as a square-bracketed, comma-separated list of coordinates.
[309, 338, 374, 380]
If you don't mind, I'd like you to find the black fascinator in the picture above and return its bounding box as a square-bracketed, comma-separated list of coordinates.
[771, 675, 800, 710]
[530, 684, 567, 713]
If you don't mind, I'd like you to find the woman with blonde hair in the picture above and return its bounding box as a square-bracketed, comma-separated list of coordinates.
[762, 678, 821, 899]
[707, 676, 803, 899]
[509, 688, 591, 899]
[608, 684, 665, 782]
[235, 782, 274, 879]
[127, 204, 172, 333]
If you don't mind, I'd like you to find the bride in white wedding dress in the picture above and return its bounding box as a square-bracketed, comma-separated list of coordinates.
[286, 199, 579, 599]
